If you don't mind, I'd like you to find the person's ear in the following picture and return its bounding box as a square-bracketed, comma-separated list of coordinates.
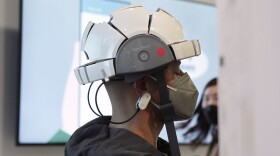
[134, 79, 147, 96]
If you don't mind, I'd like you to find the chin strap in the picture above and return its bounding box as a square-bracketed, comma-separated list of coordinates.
[154, 70, 181, 156]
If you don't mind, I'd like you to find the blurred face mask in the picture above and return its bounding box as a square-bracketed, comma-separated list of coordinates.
[203, 105, 218, 125]
[150, 72, 199, 121]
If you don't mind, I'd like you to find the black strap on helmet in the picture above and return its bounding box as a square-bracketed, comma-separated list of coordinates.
[154, 69, 181, 156]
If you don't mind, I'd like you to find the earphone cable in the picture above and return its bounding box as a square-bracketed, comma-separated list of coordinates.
[87, 82, 101, 117]
[94, 81, 140, 124]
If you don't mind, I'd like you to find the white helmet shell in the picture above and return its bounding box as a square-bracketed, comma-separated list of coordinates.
[75, 5, 201, 85]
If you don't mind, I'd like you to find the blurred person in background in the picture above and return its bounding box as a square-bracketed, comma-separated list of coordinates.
[177, 78, 218, 156]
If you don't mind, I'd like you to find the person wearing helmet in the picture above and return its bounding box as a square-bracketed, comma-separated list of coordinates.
[65, 5, 200, 156]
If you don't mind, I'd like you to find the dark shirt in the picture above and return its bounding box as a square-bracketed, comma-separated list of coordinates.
[65, 116, 170, 156]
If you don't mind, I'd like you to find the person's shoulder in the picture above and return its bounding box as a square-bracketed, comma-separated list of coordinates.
[65, 116, 167, 156]
[65, 117, 111, 156]
[69, 116, 110, 142]
[65, 127, 166, 156]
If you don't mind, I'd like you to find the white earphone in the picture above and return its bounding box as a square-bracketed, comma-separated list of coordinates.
[136, 92, 151, 110]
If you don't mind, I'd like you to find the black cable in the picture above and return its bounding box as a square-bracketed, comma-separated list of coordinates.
[91, 81, 140, 124]
[87, 82, 101, 117]
[95, 81, 106, 116]
[110, 108, 140, 124]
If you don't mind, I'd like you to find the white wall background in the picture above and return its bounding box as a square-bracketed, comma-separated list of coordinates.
[218, 0, 280, 156]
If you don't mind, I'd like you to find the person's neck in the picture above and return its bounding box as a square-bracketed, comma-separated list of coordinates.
[110, 108, 163, 147]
